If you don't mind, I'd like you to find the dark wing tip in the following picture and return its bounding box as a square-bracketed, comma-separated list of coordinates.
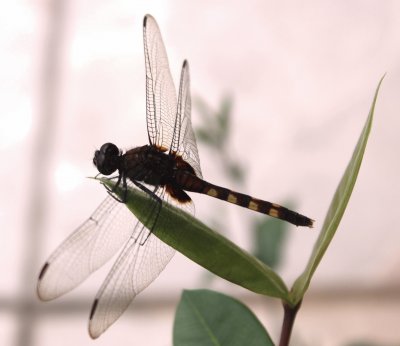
[183, 59, 188, 68]
[38, 262, 49, 280]
[143, 14, 154, 27]
[37, 262, 50, 301]
[89, 298, 99, 321]
[88, 298, 100, 339]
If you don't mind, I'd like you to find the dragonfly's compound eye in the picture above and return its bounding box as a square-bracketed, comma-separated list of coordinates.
[101, 143, 120, 156]
[93, 143, 120, 175]
[93, 151, 99, 166]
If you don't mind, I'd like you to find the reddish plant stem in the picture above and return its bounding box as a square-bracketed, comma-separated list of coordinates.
[278, 300, 302, 346]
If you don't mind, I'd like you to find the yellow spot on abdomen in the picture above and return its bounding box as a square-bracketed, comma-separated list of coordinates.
[248, 201, 259, 211]
[207, 188, 218, 197]
[269, 208, 279, 218]
[272, 203, 281, 208]
[227, 193, 238, 204]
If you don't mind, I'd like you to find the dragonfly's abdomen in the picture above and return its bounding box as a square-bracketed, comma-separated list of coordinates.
[175, 171, 313, 228]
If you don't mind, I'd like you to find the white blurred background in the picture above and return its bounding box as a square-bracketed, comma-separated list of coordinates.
[1, 1, 399, 345]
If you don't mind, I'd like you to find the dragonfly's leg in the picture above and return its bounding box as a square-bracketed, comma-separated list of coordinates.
[102, 174, 122, 192]
[121, 176, 128, 203]
[103, 174, 125, 203]
[131, 182, 163, 245]
[105, 190, 124, 203]
[132, 181, 162, 203]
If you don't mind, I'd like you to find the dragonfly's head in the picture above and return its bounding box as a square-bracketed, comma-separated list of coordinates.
[93, 143, 121, 175]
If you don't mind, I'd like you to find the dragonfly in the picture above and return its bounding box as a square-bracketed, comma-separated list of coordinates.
[37, 14, 314, 339]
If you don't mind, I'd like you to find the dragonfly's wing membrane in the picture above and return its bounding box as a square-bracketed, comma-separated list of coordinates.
[37, 196, 135, 301]
[173, 61, 202, 178]
[144, 16, 201, 177]
[88, 230, 175, 339]
[88, 188, 175, 339]
[143, 15, 177, 149]
[40, 15, 202, 339]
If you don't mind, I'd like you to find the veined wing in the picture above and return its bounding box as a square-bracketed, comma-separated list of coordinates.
[143, 14, 177, 149]
[171, 60, 202, 178]
[88, 185, 184, 339]
[37, 196, 135, 301]
[88, 225, 175, 339]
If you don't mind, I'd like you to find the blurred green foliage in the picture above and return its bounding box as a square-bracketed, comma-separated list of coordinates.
[195, 95, 245, 183]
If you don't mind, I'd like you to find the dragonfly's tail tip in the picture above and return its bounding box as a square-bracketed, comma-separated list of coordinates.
[297, 217, 315, 228]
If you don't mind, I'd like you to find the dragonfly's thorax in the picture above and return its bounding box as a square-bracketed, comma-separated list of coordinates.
[122, 145, 197, 187]
[122, 145, 174, 186]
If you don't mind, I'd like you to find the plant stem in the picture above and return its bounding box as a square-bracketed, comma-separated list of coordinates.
[278, 300, 302, 346]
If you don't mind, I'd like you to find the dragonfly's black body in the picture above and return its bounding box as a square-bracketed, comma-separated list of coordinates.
[94, 143, 195, 203]
[37, 14, 314, 340]
[94, 142, 313, 227]
[123, 145, 181, 187]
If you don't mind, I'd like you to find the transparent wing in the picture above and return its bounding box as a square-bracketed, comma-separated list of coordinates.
[143, 14, 177, 149]
[37, 196, 135, 301]
[88, 186, 190, 339]
[171, 60, 202, 178]
[88, 227, 175, 339]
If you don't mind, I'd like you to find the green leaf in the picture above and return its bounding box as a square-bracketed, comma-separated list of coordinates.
[100, 178, 289, 300]
[173, 289, 274, 346]
[290, 76, 384, 305]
